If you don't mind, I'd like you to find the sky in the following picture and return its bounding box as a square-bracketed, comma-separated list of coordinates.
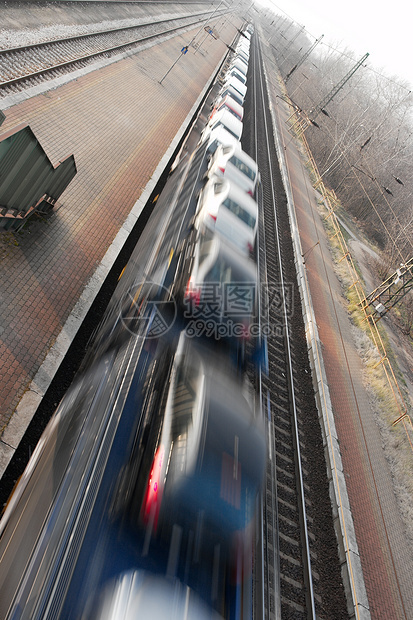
[253, 0, 413, 89]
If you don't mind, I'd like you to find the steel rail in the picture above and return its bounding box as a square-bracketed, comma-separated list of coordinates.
[251, 44, 267, 620]
[254, 35, 317, 618]
[0, 11, 213, 55]
[248, 38, 281, 620]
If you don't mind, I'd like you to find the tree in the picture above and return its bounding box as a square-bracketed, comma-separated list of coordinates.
[269, 17, 413, 250]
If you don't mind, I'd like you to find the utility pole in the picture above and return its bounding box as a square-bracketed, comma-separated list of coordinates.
[284, 35, 324, 82]
[159, 0, 228, 82]
[159, 46, 189, 84]
[308, 53, 369, 120]
[287, 53, 370, 137]
[279, 25, 305, 66]
[360, 257, 413, 320]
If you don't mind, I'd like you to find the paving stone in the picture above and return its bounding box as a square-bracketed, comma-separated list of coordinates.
[0, 22, 239, 431]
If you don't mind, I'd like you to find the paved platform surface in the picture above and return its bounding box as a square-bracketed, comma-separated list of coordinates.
[260, 29, 413, 620]
[0, 18, 241, 470]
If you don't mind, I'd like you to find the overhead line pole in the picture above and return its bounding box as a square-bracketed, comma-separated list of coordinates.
[360, 257, 413, 320]
[284, 35, 324, 82]
[309, 53, 369, 119]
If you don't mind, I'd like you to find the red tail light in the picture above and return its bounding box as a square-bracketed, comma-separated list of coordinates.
[247, 189, 253, 196]
[141, 445, 165, 531]
[185, 279, 201, 305]
[208, 212, 217, 222]
[218, 166, 226, 174]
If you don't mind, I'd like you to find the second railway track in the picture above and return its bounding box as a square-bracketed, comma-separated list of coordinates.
[243, 31, 349, 619]
[0, 7, 227, 95]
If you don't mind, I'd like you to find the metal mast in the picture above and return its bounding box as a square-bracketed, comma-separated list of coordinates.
[360, 257, 413, 320]
[309, 53, 369, 119]
[284, 35, 324, 82]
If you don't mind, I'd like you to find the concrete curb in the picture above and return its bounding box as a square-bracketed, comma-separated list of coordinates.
[0, 48, 227, 478]
[258, 27, 370, 620]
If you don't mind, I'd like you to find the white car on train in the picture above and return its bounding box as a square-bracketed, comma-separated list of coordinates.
[210, 95, 243, 122]
[201, 109, 243, 151]
[207, 143, 259, 196]
[195, 174, 258, 257]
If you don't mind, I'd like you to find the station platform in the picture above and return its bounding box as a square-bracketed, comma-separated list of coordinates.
[0, 19, 241, 474]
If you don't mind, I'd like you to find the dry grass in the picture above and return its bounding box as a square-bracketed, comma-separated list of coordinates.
[317, 197, 413, 546]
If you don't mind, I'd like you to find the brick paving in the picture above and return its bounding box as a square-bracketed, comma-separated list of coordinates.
[0, 21, 240, 430]
[261, 37, 413, 619]
[311, 253, 408, 618]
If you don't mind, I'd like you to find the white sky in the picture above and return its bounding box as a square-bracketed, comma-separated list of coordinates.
[253, 0, 413, 89]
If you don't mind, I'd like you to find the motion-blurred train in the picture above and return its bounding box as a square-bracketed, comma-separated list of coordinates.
[0, 23, 265, 620]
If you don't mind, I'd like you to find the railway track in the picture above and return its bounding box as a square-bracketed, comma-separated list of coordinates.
[249, 35, 315, 619]
[242, 32, 348, 619]
[0, 8, 226, 95]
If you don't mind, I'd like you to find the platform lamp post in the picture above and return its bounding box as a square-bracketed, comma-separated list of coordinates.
[192, 0, 233, 55]
[159, 45, 189, 85]
[159, 0, 228, 83]
[195, 7, 240, 55]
